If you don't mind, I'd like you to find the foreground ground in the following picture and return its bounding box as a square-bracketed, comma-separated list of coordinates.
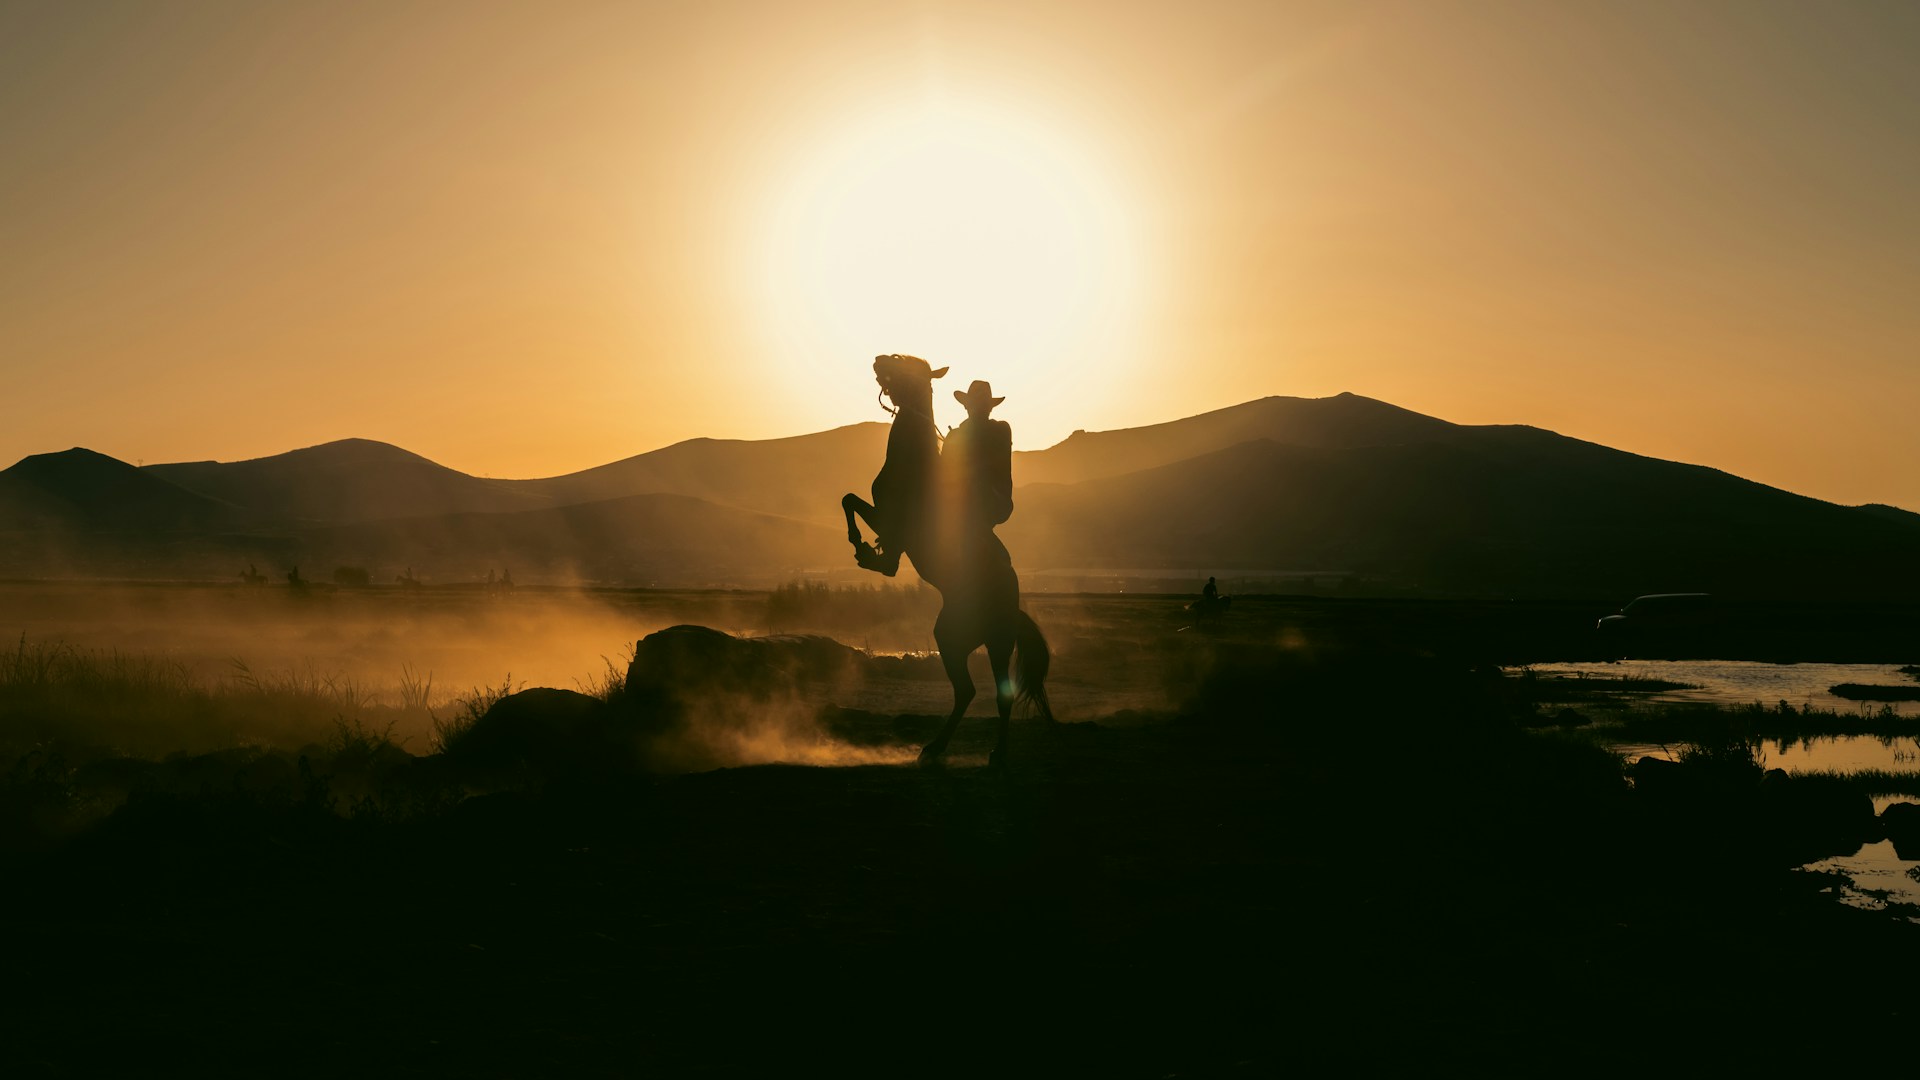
[4, 586, 1920, 1073]
[7, 689, 1920, 1074]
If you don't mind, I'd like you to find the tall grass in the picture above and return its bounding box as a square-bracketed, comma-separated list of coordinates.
[0, 634, 430, 760]
[432, 676, 519, 755]
[572, 644, 633, 706]
[398, 664, 435, 712]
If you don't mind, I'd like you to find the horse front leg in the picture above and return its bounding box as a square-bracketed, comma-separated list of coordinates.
[841, 492, 900, 576]
[842, 492, 874, 545]
[919, 624, 974, 766]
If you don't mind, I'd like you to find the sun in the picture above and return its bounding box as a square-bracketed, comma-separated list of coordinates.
[752, 98, 1145, 433]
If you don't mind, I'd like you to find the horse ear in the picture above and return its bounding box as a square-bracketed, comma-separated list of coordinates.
[929, 366, 949, 378]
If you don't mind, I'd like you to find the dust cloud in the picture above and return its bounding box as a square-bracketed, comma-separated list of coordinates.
[3, 582, 765, 694]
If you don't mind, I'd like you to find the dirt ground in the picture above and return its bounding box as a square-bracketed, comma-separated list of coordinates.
[4, 584, 1920, 1073]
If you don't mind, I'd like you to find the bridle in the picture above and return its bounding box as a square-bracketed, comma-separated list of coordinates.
[877, 383, 945, 444]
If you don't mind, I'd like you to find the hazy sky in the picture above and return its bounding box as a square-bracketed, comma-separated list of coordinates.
[4, 0, 1916, 507]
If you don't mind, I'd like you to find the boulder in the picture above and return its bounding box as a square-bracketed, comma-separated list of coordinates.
[1882, 801, 1920, 860]
[1757, 770, 1878, 864]
[618, 626, 868, 772]
[625, 625, 862, 706]
[442, 687, 631, 780]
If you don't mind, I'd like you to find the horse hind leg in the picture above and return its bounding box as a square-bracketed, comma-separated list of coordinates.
[986, 637, 1015, 769]
[918, 629, 974, 767]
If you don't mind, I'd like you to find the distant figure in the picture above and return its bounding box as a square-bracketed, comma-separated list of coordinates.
[396, 566, 422, 591]
[239, 563, 267, 587]
[500, 568, 514, 592]
[286, 566, 304, 588]
[1189, 576, 1230, 620]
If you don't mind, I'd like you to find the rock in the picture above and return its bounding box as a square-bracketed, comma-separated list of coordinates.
[443, 687, 630, 779]
[1882, 801, 1920, 860]
[1758, 770, 1877, 864]
[619, 626, 868, 773]
[625, 625, 862, 706]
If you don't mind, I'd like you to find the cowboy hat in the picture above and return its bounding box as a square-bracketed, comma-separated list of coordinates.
[954, 379, 1005, 408]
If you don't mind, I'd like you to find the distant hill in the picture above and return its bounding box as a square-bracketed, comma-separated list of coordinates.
[1857, 503, 1920, 531]
[2, 447, 237, 532]
[1011, 393, 1456, 486]
[507, 423, 889, 527]
[145, 438, 555, 525]
[0, 448, 249, 579]
[1003, 425, 1920, 599]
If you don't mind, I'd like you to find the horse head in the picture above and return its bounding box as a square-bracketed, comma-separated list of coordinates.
[873, 354, 947, 416]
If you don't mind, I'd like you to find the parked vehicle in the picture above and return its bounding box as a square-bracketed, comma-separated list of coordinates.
[1596, 593, 1716, 658]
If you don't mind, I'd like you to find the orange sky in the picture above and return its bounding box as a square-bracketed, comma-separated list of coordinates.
[4, 1, 1916, 507]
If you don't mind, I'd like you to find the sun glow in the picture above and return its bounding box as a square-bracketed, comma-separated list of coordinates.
[754, 98, 1147, 436]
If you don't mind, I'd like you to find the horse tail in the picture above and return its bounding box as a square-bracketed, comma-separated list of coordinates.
[1013, 609, 1055, 723]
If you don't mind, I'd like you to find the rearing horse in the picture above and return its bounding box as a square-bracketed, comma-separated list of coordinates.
[842, 354, 1055, 766]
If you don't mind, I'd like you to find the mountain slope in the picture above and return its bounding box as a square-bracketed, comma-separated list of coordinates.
[8, 395, 1918, 595]
[508, 423, 889, 526]
[1002, 425, 1920, 598]
[1011, 393, 1457, 487]
[145, 439, 556, 525]
[1, 448, 237, 532]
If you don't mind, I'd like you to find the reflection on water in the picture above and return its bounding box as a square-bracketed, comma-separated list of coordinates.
[1545, 664, 1920, 917]
[1520, 660, 1920, 717]
[1607, 735, 1920, 773]
[1803, 799, 1920, 918]
[1767, 735, 1920, 773]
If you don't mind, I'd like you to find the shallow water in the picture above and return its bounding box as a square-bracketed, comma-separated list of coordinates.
[1526, 663, 1920, 916]
[1520, 659, 1920, 717]
[1803, 798, 1920, 917]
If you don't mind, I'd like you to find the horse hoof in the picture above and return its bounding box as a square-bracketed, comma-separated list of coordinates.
[988, 750, 1006, 769]
[917, 745, 946, 768]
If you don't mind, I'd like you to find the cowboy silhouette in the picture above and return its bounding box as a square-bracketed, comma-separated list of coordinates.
[944, 380, 1013, 531]
[840, 357, 1055, 764]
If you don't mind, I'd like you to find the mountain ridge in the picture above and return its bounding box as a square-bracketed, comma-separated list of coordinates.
[5, 394, 1916, 596]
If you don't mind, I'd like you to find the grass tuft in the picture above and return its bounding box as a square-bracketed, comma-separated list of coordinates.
[432, 676, 519, 755]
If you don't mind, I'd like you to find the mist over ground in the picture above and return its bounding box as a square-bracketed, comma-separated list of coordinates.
[0, 581, 1184, 759]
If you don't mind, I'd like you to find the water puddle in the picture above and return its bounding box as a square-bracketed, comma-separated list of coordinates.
[1515, 663, 1920, 917]
[1802, 798, 1920, 918]
[1515, 660, 1920, 716]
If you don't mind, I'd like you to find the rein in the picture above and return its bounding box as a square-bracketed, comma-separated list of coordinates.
[878, 387, 945, 446]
